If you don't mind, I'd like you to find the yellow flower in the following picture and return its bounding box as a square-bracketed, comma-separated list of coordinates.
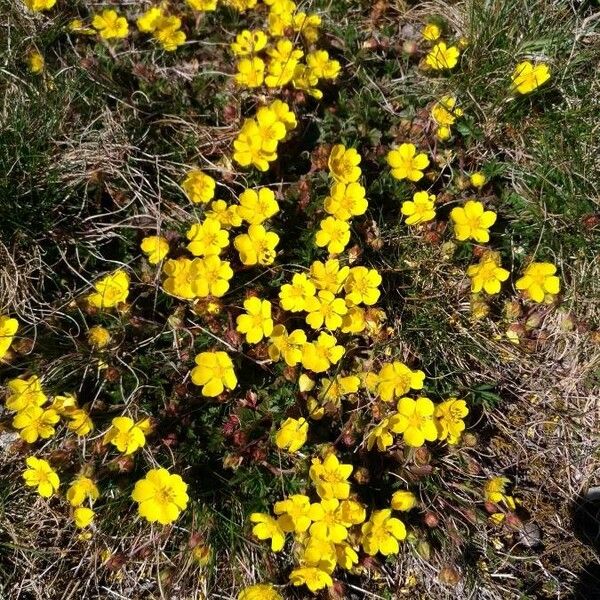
[293, 12, 321, 43]
[182, 170, 216, 204]
[154, 17, 186, 52]
[302, 535, 336, 572]
[425, 42, 460, 70]
[344, 266, 382, 306]
[366, 418, 394, 451]
[309, 454, 353, 500]
[187, 219, 229, 257]
[341, 306, 366, 334]
[238, 584, 282, 600]
[279, 273, 316, 312]
[238, 187, 279, 224]
[67, 477, 100, 507]
[132, 468, 189, 524]
[275, 417, 308, 453]
[256, 107, 287, 152]
[136, 7, 164, 32]
[309, 498, 349, 543]
[6, 375, 47, 412]
[234, 224, 280, 266]
[163, 257, 195, 299]
[191, 256, 234, 298]
[92, 9, 129, 40]
[391, 490, 418, 511]
[436, 126, 452, 141]
[305, 290, 347, 330]
[301, 332, 344, 373]
[141, 235, 169, 264]
[233, 119, 277, 171]
[289, 567, 333, 593]
[191, 351, 237, 397]
[65, 408, 94, 436]
[450, 200, 497, 243]
[335, 542, 359, 570]
[470, 172, 487, 188]
[389, 397, 438, 447]
[292, 64, 323, 99]
[27, 50, 44, 74]
[315, 217, 350, 254]
[387, 143, 429, 182]
[236, 297, 273, 344]
[328, 145, 361, 184]
[250, 512, 286, 551]
[73, 507, 95, 528]
[268, 325, 306, 366]
[103, 416, 148, 455]
[421, 23, 441, 41]
[88, 270, 130, 309]
[339, 499, 367, 525]
[186, 0, 218, 10]
[361, 509, 406, 555]
[24, 0, 55, 11]
[225, 0, 258, 11]
[50, 393, 77, 414]
[268, 99, 297, 132]
[515, 262, 560, 303]
[274, 494, 322, 533]
[484, 476, 516, 510]
[13, 405, 59, 443]
[377, 361, 425, 402]
[511, 61, 550, 94]
[309, 259, 349, 293]
[401, 191, 436, 225]
[432, 95, 463, 126]
[324, 182, 367, 221]
[317, 375, 360, 407]
[87, 325, 111, 348]
[231, 30, 268, 56]
[306, 50, 341, 80]
[235, 57, 265, 87]
[0, 315, 18, 360]
[467, 252, 510, 295]
[68, 19, 95, 35]
[435, 397, 468, 444]
[205, 200, 242, 229]
[22, 457, 59, 497]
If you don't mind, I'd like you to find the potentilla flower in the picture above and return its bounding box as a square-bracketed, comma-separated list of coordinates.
[136, 7, 164, 32]
[268, 325, 307, 366]
[344, 266, 382, 306]
[309, 498, 349, 543]
[238, 187, 279, 224]
[389, 396, 438, 447]
[515, 262, 560, 303]
[235, 57, 265, 88]
[366, 418, 394, 451]
[279, 273, 317, 312]
[467, 252, 510, 295]
[289, 567, 333, 593]
[205, 200, 242, 229]
[236, 297, 273, 344]
[64, 407, 94, 436]
[275, 417, 309, 453]
[233, 119, 277, 171]
[341, 306, 366, 333]
[391, 490, 418, 511]
[87, 325, 111, 348]
[238, 584, 282, 600]
[191, 351, 237, 397]
[250, 512, 286, 551]
[305, 290, 348, 330]
[265, 57, 300, 88]
[163, 257, 195, 299]
[13, 405, 59, 443]
[50, 393, 77, 415]
[22, 457, 59, 497]
[186, 0, 218, 10]
[191, 255, 234, 298]
[186, 218, 229, 257]
[132, 468, 189, 524]
[274, 494, 322, 533]
[470, 172, 487, 188]
[24, 0, 55, 11]
[328, 145, 362, 184]
[302, 536, 336, 572]
[387, 143, 430, 182]
[511, 60, 550, 94]
[484, 476, 516, 510]
[234, 224, 280, 266]
[92, 9, 129, 40]
[421, 22, 441, 41]
[435, 397, 469, 444]
[0, 315, 19, 360]
[67, 476, 100, 507]
[268, 99, 297, 131]
[141, 236, 169, 264]
[306, 50, 341, 80]
[153, 17, 186, 52]
[377, 361, 425, 402]
[181, 170, 216, 204]
[103, 416, 150, 455]
[6, 375, 47, 412]
[74, 507, 95, 528]
[361, 509, 406, 555]
[431, 95, 463, 126]
[87, 270, 130, 309]
[231, 30, 268, 56]
[324, 182, 368, 221]
[309, 259, 349, 293]
[450, 200, 497, 243]
[225, 0, 259, 12]
[292, 64, 323, 99]
[293, 12, 321, 42]
[27, 50, 44, 74]
[315, 217, 350, 254]
[317, 375, 360, 408]
[309, 454, 353, 500]
[425, 42, 460, 70]
[401, 191, 436, 225]
[256, 107, 287, 152]
[301, 332, 344, 373]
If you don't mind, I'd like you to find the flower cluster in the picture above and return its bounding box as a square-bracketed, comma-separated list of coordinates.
[431, 95, 463, 141]
[137, 7, 186, 51]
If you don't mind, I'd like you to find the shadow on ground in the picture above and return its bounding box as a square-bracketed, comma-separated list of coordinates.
[572, 490, 600, 599]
